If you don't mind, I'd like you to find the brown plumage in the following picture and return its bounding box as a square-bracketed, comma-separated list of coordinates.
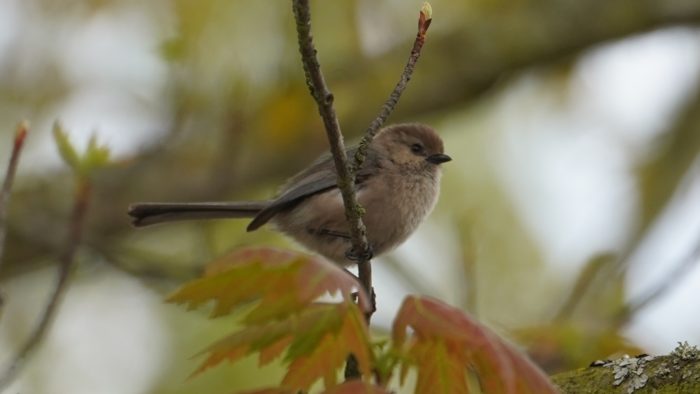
[128, 123, 451, 265]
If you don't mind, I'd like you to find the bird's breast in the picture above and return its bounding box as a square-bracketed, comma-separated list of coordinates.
[359, 170, 441, 252]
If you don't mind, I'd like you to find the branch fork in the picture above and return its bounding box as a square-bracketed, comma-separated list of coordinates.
[291, 0, 432, 328]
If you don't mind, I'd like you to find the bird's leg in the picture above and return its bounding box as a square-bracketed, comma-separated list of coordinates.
[311, 228, 351, 240]
[309, 227, 373, 262]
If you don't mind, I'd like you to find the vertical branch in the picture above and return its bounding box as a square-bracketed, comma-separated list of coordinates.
[292, 0, 373, 304]
[292, 1, 432, 380]
[0, 178, 92, 390]
[0, 122, 29, 273]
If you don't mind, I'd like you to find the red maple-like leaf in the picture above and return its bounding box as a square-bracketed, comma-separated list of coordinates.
[167, 248, 373, 391]
[193, 302, 372, 389]
[283, 302, 372, 388]
[392, 296, 557, 394]
[167, 247, 369, 321]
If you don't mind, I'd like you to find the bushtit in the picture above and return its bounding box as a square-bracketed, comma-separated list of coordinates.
[128, 123, 451, 265]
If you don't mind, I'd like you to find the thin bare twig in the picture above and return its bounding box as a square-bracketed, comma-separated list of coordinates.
[0, 122, 29, 273]
[614, 236, 700, 327]
[553, 253, 616, 322]
[352, 3, 432, 308]
[0, 179, 92, 390]
[554, 88, 700, 322]
[352, 2, 432, 172]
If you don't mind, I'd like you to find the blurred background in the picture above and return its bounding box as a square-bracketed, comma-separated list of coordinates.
[0, 0, 699, 392]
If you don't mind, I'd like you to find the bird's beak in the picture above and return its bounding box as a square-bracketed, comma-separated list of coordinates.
[426, 153, 452, 165]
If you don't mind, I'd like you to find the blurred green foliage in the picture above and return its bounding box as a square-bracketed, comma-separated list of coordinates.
[0, 0, 699, 393]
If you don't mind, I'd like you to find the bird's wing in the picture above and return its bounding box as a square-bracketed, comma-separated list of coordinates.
[246, 147, 378, 231]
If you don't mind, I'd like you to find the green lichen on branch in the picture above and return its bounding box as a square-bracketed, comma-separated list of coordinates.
[552, 342, 700, 393]
[671, 341, 700, 361]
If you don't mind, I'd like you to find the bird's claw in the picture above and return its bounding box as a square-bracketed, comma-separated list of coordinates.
[345, 245, 374, 261]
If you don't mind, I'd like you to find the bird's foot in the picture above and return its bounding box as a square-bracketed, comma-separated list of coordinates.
[345, 245, 374, 261]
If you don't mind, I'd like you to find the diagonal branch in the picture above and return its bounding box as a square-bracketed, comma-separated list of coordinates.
[0, 179, 92, 390]
[0, 122, 29, 274]
[614, 233, 700, 327]
[352, 2, 432, 172]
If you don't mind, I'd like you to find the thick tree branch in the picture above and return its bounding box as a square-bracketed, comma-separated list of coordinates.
[552, 347, 700, 393]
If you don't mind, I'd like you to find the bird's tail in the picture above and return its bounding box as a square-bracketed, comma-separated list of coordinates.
[128, 201, 268, 227]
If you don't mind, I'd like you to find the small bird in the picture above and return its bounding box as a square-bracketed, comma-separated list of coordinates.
[128, 123, 451, 265]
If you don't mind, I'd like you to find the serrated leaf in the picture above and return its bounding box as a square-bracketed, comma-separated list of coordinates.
[171, 248, 374, 390]
[282, 302, 372, 390]
[168, 247, 369, 322]
[193, 301, 372, 391]
[285, 305, 345, 358]
[258, 336, 293, 366]
[392, 296, 557, 394]
[412, 340, 469, 394]
[193, 304, 334, 375]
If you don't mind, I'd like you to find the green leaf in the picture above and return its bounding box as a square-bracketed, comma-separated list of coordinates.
[167, 247, 369, 322]
[52, 122, 81, 173]
[83, 134, 111, 171]
[282, 302, 372, 390]
[192, 302, 372, 391]
[52, 122, 111, 177]
[169, 248, 373, 391]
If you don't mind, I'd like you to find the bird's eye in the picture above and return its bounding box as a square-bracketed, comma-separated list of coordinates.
[410, 143, 424, 154]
